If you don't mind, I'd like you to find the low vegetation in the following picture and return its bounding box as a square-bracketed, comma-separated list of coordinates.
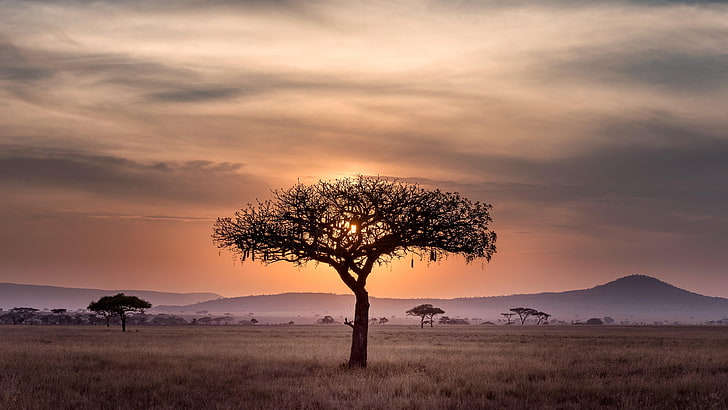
[1, 325, 727, 409]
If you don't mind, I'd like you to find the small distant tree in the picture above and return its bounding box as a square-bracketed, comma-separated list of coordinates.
[510, 307, 538, 325]
[88, 293, 151, 332]
[318, 315, 336, 324]
[407, 304, 445, 328]
[603, 316, 614, 325]
[501, 312, 516, 325]
[378, 317, 389, 325]
[535, 311, 551, 325]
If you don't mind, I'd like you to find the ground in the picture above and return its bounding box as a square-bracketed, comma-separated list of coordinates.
[1, 325, 727, 409]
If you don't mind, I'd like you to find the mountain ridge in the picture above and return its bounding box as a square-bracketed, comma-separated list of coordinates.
[3, 275, 727, 323]
[0, 283, 222, 310]
[151, 275, 728, 323]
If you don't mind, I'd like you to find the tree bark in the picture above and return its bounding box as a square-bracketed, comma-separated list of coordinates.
[348, 288, 369, 368]
[120, 314, 126, 332]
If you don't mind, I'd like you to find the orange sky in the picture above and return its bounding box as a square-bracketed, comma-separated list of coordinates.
[2, 0, 728, 298]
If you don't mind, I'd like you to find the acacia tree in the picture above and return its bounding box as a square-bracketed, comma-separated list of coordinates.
[213, 176, 497, 368]
[88, 300, 116, 327]
[534, 311, 551, 325]
[501, 312, 516, 325]
[406, 304, 446, 328]
[510, 307, 538, 325]
[88, 293, 151, 332]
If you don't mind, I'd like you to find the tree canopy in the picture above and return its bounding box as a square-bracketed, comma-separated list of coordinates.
[213, 176, 497, 367]
[406, 304, 446, 328]
[510, 307, 538, 325]
[213, 176, 497, 273]
[88, 293, 151, 332]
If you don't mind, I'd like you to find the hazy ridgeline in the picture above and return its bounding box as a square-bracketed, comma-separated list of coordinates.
[1, 326, 727, 409]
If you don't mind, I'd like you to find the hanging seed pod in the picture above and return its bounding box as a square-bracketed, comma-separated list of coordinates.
[430, 250, 436, 262]
[411, 257, 414, 268]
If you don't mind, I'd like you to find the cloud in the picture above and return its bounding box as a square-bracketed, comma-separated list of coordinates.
[539, 49, 728, 94]
[387, 112, 728, 239]
[623, 53, 728, 92]
[0, 146, 263, 208]
[146, 87, 243, 103]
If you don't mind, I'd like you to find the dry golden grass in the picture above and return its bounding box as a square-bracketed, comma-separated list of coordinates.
[1, 325, 727, 409]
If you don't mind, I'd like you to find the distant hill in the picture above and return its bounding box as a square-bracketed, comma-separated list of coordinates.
[0, 283, 222, 310]
[3, 276, 726, 324]
[152, 275, 728, 324]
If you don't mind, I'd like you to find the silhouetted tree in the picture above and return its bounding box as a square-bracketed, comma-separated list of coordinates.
[407, 304, 446, 328]
[318, 315, 336, 324]
[213, 176, 497, 368]
[586, 318, 604, 325]
[90, 304, 115, 327]
[534, 311, 551, 325]
[88, 293, 151, 332]
[510, 307, 538, 325]
[378, 317, 389, 325]
[501, 312, 516, 325]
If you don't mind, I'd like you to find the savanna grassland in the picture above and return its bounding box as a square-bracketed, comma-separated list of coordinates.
[1, 325, 727, 409]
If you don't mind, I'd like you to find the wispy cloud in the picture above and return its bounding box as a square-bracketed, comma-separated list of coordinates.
[0, 146, 262, 207]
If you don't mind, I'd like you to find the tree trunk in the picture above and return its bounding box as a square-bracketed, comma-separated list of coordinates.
[120, 314, 126, 332]
[348, 289, 369, 368]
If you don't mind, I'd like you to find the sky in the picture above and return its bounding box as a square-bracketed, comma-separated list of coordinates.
[1, 0, 727, 299]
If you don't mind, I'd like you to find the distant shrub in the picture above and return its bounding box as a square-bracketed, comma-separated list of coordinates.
[586, 318, 604, 325]
[317, 315, 336, 325]
[438, 316, 470, 325]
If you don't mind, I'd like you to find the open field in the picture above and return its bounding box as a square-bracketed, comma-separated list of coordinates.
[1, 325, 728, 409]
